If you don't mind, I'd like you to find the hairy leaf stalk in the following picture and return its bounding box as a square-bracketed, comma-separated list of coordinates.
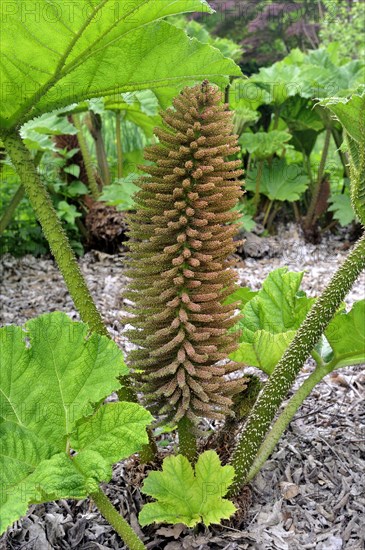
[125, 82, 247, 430]
[348, 133, 365, 226]
[245, 363, 329, 483]
[91, 487, 146, 550]
[0, 150, 43, 236]
[116, 110, 123, 179]
[229, 231, 365, 495]
[3, 131, 108, 336]
[0, 185, 25, 235]
[86, 111, 111, 185]
[72, 114, 100, 199]
[305, 127, 331, 229]
[178, 416, 198, 462]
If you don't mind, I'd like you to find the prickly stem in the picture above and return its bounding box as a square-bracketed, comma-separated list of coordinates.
[72, 114, 100, 199]
[178, 416, 197, 463]
[91, 487, 146, 550]
[229, 232, 365, 495]
[2, 130, 108, 336]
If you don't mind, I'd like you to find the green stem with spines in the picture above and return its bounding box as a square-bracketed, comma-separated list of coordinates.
[90, 487, 146, 550]
[262, 199, 273, 227]
[2, 130, 108, 336]
[72, 114, 100, 199]
[245, 362, 329, 483]
[253, 160, 264, 214]
[87, 111, 111, 186]
[347, 132, 365, 227]
[305, 126, 331, 229]
[139, 430, 158, 463]
[229, 231, 365, 495]
[0, 150, 43, 236]
[178, 416, 197, 463]
[0, 185, 25, 235]
[116, 110, 123, 179]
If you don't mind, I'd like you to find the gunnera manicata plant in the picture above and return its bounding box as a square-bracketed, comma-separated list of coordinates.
[125, 81, 247, 432]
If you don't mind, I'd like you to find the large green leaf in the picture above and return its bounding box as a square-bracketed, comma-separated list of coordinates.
[224, 286, 258, 307]
[230, 268, 314, 374]
[299, 58, 364, 99]
[139, 451, 236, 527]
[172, 17, 243, 62]
[0, 312, 127, 448]
[241, 330, 297, 374]
[229, 79, 271, 111]
[246, 159, 309, 202]
[324, 301, 365, 370]
[281, 96, 323, 132]
[290, 129, 319, 156]
[247, 47, 364, 105]
[319, 94, 365, 144]
[0, 0, 241, 130]
[0, 312, 152, 534]
[239, 131, 292, 160]
[250, 64, 303, 105]
[237, 269, 313, 340]
[100, 173, 139, 211]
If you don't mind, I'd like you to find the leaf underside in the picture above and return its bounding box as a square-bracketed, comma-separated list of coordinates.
[0, 312, 152, 534]
[0, 0, 241, 130]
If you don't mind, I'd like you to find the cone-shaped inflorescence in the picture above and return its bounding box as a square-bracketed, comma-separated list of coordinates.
[125, 81, 247, 424]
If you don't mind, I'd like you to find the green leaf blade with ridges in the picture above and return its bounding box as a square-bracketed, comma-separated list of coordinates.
[230, 269, 314, 374]
[0, 312, 152, 535]
[0, 0, 241, 130]
[0, 312, 128, 448]
[246, 159, 309, 202]
[71, 402, 153, 465]
[139, 451, 236, 528]
[325, 300, 365, 370]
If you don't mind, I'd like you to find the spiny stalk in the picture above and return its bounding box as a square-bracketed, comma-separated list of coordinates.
[229, 231, 365, 495]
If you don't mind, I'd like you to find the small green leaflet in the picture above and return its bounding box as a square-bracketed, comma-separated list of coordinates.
[224, 286, 258, 307]
[230, 268, 314, 374]
[0, 312, 152, 534]
[57, 201, 82, 225]
[63, 164, 81, 178]
[328, 193, 356, 227]
[139, 451, 236, 527]
[324, 300, 365, 370]
[246, 159, 309, 202]
[100, 174, 140, 211]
